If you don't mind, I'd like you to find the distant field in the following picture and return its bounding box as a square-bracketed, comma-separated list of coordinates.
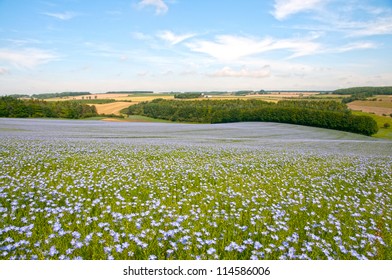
[348, 96, 392, 116]
[44, 92, 344, 115]
[45, 94, 174, 115]
[93, 102, 135, 115]
[38, 93, 391, 138]
[45, 92, 334, 103]
[46, 93, 174, 102]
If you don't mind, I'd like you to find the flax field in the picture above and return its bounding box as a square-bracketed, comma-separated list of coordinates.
[0, 119, 391, 260]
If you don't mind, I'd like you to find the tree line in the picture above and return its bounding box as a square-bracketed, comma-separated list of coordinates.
[125, 99, 378, 136]
[0, 96, 97, 119]
[31, 92, 91, 99]
[106, 91, 153, 94]
[174, 93, 202, 99]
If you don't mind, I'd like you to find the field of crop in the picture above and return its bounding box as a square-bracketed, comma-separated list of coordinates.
[0, 119, 391, 260]
[93, 102, 135, 115]
[348, 96, 392, 116]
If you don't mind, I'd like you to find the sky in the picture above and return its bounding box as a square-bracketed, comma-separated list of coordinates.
[0, 0, 392, 94]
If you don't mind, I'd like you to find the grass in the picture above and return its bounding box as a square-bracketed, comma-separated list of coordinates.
[83, 116, 108, 120]
[352, 111, 392, 140]
[125, 115, 173, 123]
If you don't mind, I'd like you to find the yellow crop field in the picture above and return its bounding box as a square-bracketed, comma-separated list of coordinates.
[92, 102, 134, 115]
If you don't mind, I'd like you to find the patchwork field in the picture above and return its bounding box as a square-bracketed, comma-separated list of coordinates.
[0, 119, 391, 260]
[48, 94, 174, 102]
[48, 94, 175, 116]
[348, 96, 392, 116]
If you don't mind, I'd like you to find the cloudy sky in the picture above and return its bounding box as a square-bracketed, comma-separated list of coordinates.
[0, 0, 391, 94]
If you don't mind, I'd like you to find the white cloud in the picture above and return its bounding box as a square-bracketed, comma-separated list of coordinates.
[334, 41, 377, 53]
[0, 67, 9, 75]
[0, 48, 58, 68]
[272, 0, 324, 20]
[42, 11, 77, 20]
[187, 34, 321, 61]
[210, 66, 271, 78]
[138, 0, 168, 15]
[157, 30, 195, 45]
[286, 2, 392, 37]
[273, 37, 321, 59]
[348, 17, 392, 36]
[187, 35, 274, 61]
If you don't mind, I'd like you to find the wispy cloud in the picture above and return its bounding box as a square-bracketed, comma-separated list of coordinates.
[334, 41, 377, 53]
[5, 38, 42, 46]
[157, 30, 196, 45]
[272, 0, 324, 20]
[42, 11, 77, 20]
[0, 48, 58, 68]
[187, 34, 321, 61]
[281, 1, 392, 37]
[347, 17, 392, 37]
[210, 66, 271, 78]
[138, 0, 168, 15]
[187, 35, 273, 61]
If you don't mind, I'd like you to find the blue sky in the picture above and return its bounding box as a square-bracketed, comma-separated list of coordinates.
[0, 0, 391, 94]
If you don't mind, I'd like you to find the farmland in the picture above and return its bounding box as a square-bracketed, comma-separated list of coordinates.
[29, 91, 392, 134]
[1, 118, 391, 260]
[93, 102, 136, 116]
[43, 93, 175, 116]
[347, 96, 392, 116]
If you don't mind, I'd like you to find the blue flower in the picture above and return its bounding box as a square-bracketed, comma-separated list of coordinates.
[49, 246, 58, 257]
[207, 248, 216, 255]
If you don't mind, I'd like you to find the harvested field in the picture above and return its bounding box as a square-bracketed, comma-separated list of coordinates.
[92, 95, 175, 115]
[101, 118, 129, 122]
[348, 98, 392, 116]
[92, 102, 133, 115]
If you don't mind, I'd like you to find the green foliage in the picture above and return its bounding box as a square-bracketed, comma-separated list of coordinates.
[174, 93, 202, 99]
[6, 94, 30, 98]
[384, 123, 391, 128]
[234, 90, 254, 96]
[333, 87, 392, 103]
[277, 100, 349, 112]
[31, 92, 90, 99]
[334, 86, 392, 95]
[125, 99, 378, 136]
[0, 96, 98, 119]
